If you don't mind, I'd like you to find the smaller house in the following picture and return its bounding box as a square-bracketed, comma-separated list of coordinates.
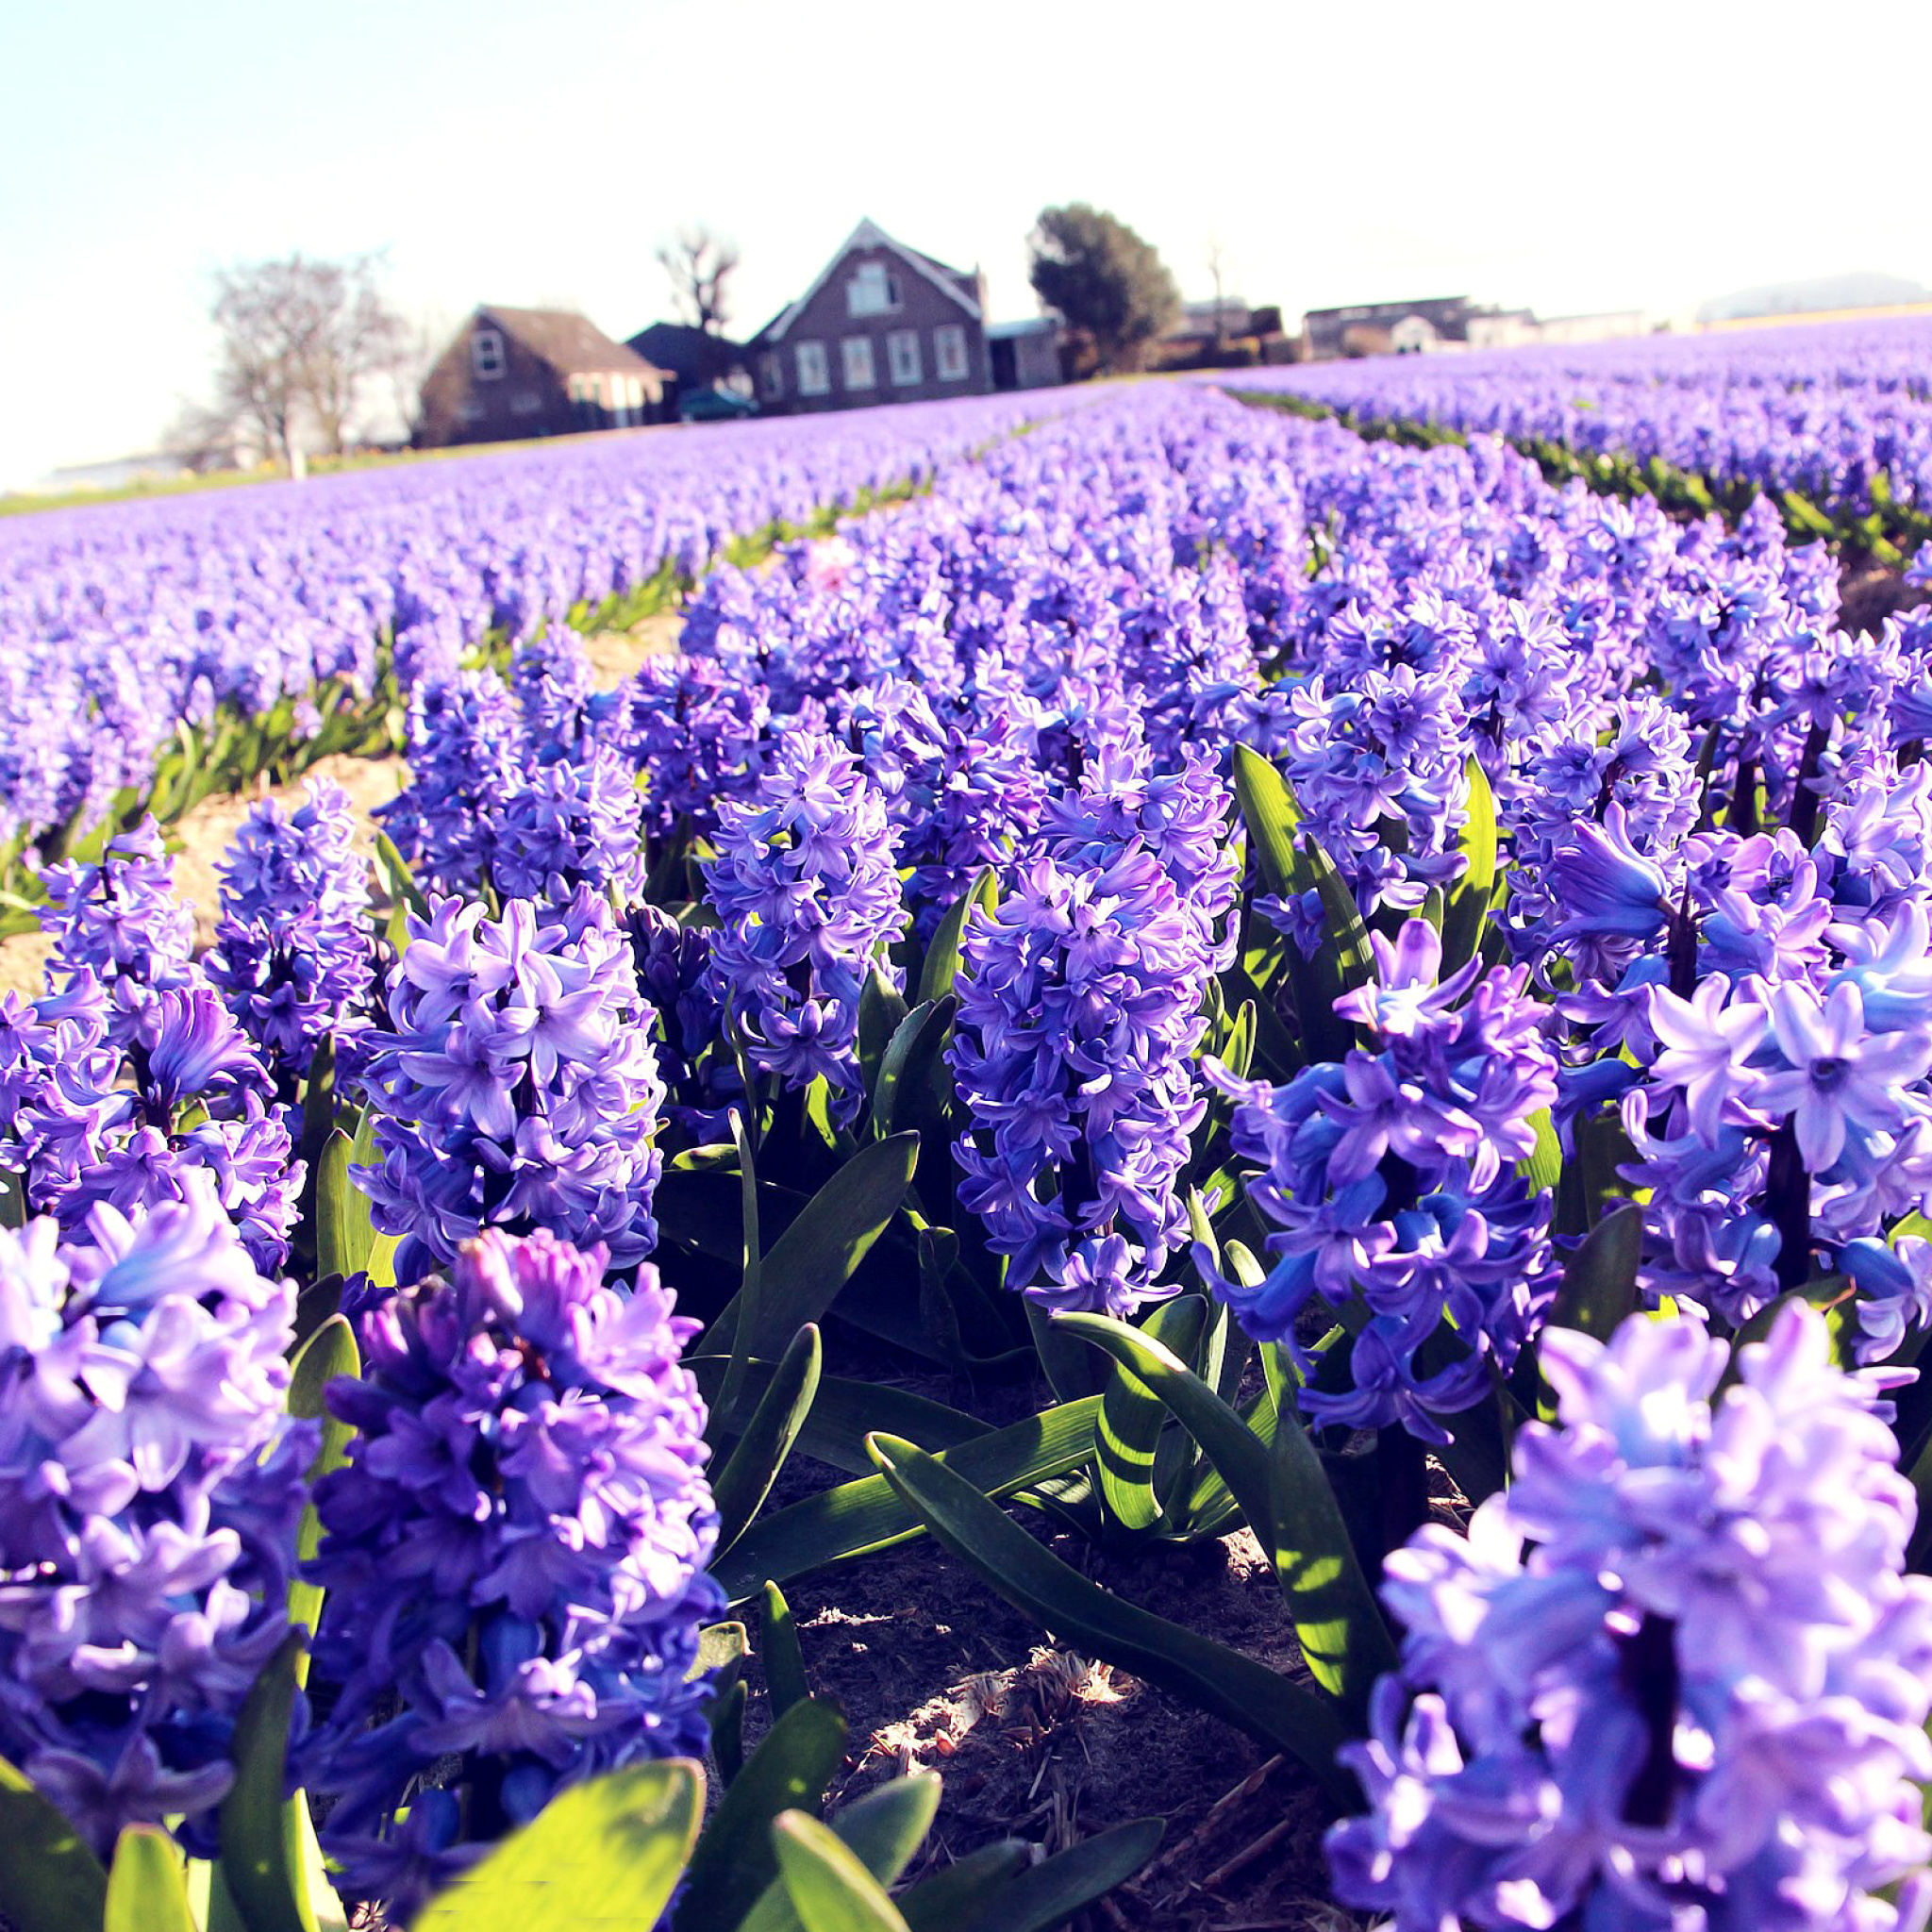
[987, 318, 1063, 391]
[625, 323, 755, 422]
[417, 307, 670, 447]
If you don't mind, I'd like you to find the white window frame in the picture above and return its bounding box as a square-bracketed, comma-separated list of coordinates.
[846, 261, 900, 318]
[934, 324, 970, 382]
[887, 328, 922, 386]
[759, 352, 784, 398]
[509, 390, 541, 415]
[471, 328, 507, 380]
[795, 341, 830, 396]
[841, 336, 876, 390]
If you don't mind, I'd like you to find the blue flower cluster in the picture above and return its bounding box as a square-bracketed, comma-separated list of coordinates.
[38, 817, 196, 1046]
[378, 670, 528, 895]
[1207, 921, 1558, 1441]
[206, 778, 375, 1082]
[0, 1185, 310, 1855]
[1330, 1302, 1932, 1932]
[304, 1229, 721, 1919]
[702, 729, 908, 1125]
[358, 893, 665, 1282]
[3, 966, 304, 1277]
[949, 740, 1237, 1317]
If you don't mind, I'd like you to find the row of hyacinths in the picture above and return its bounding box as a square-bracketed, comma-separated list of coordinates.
[5, 373, 1932, 1924]
[1230, 311, 1932, 529]
[0, 390, 1057, 856]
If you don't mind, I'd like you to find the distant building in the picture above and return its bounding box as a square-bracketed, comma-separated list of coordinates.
[625, 323, 755, 422]
[417, 307, 670, 446]
[749, 219, 993, 415]
[1303, 296, 1477, 360]
[1465, 308, 1541, 350]
[987, 318, 1063, 391]
[1304, 296, 1651, 358]
[1532, 309, 1649, 345]
[28, 452, 196, 495]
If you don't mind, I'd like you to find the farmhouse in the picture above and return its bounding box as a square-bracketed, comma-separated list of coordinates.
[417, 307, 670, 446]
[749, 220, 997, 414]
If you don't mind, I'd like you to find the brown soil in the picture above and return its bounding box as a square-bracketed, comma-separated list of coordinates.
[731, 1340, 1370, 1931]
[1840, 559, 1929, 638]
[580, 606, 684, 685]
[756, 1521, 1366, 1931]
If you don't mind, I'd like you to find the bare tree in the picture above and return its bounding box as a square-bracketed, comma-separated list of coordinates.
[209, 252, 404, 466]
[160, 395, 244, 474]
[1207, 238, 1229, 353]
[656, 225, 740, 336]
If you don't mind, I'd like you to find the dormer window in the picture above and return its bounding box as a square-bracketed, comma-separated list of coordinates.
[846, 261, 901, 317]
[472, 328, 507, 380]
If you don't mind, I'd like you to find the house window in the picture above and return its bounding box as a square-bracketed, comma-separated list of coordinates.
[841, 336, 876, 390]
[887, 329, 922, 386]
[510, 391, 541, 415]
[846, 261, 901, 317]
[934, 325, 970, 382]
[472, 328, 507, 380]
[759, 353, 784, 398]
[795, 341, 830, 395]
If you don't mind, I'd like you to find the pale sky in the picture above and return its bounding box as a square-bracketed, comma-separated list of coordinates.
[5, 0, 1930, 487]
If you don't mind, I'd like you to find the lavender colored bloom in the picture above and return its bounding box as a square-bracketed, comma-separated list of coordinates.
[491, 741, 647, 906]
[847, 676, 1046, 939]
[0, 1186, 309, 1856]
[206, 780, 375, 1081]
[8, 978, 304, 1277]
[1758, 979, 1930, 1172]
[509, 625, 593, 743]
[625, 906, 746, 1141]
[37, 817, 196, 1046]
[1329, 1302, 1932, 1932]
[1204, 920, 1559, 1441]
[1545, 803, 1674, 946]
[377, 671, 528, 895]
[950, 844, 1212, 1316]
[304, 1229, 722, 1921]
[1630, 959, 1932, 1324]
[358, 893, 665, 1280]
[702, 730, 907, 1125]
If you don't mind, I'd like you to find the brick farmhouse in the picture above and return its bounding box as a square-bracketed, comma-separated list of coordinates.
[417, 307, 670, 446]
[750, 220, 1038, 415]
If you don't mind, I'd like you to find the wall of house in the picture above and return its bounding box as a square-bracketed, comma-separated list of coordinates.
[757, 246, 991, 414]
[418, 323, 571, 446]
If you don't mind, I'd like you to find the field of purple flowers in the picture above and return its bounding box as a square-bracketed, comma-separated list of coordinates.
[1228, 314, 1932, 558]
[6, 366, 1932, 1930]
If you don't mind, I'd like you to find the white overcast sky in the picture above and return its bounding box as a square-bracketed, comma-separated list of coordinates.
[4, 0, 1929, 485]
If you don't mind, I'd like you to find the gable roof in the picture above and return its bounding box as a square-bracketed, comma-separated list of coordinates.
[760, 220, 981, 343]
[625, 322, 746, 385]
[475, 306, 666, 377]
